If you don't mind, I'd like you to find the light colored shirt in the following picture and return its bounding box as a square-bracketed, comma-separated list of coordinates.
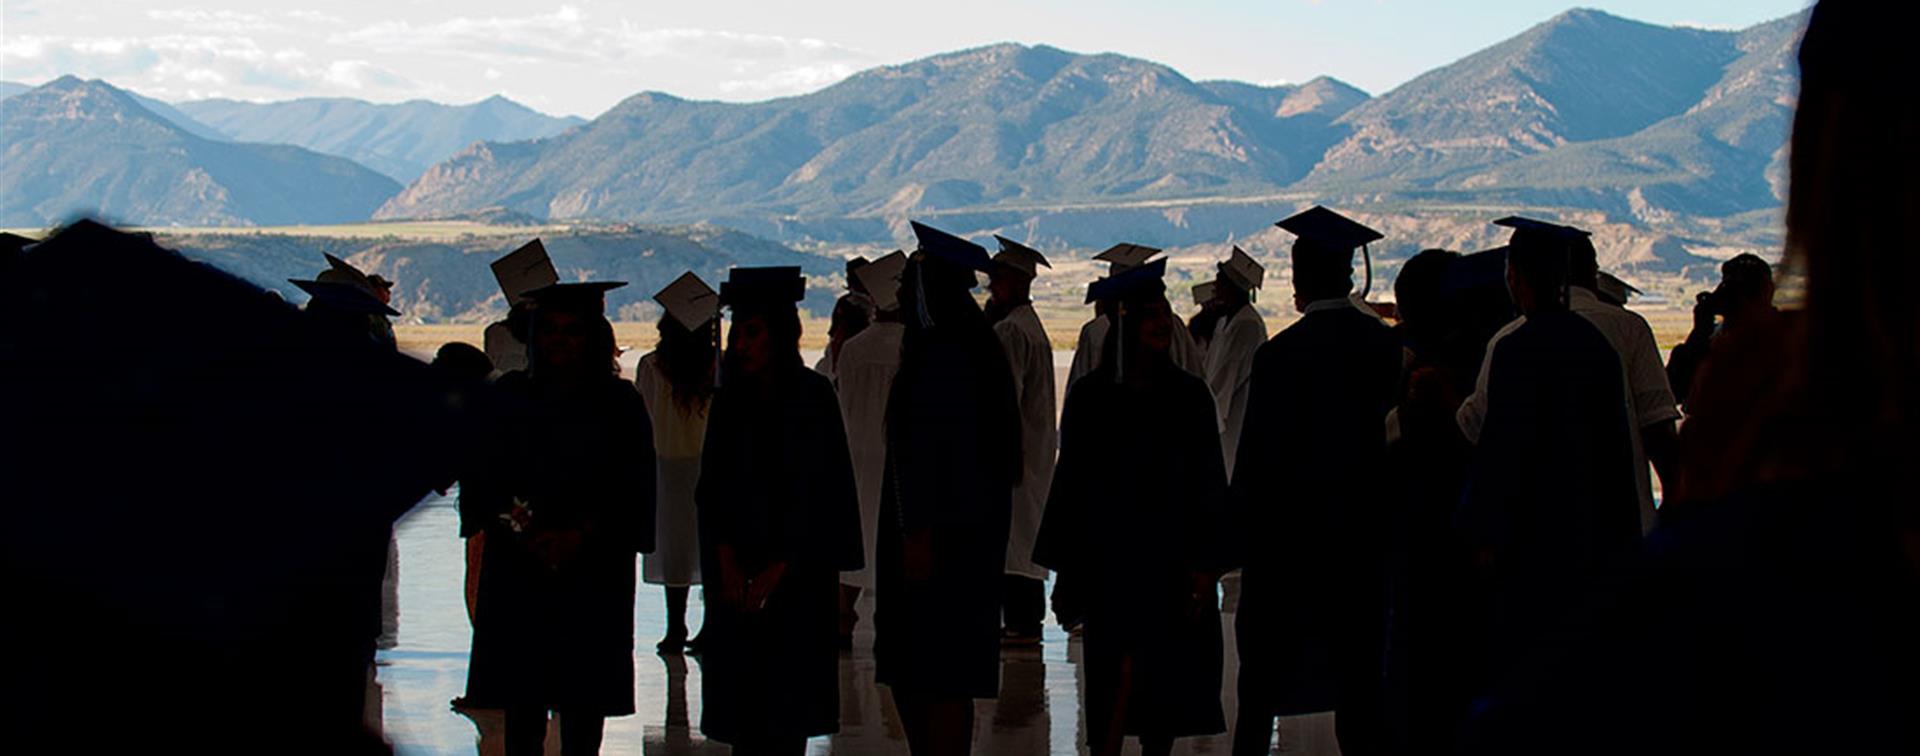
[1205, 304, 1267, 477]
[994, 304, 1057, 580]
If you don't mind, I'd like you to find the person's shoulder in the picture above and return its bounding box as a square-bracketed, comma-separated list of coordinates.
[791, 363, 837, 395]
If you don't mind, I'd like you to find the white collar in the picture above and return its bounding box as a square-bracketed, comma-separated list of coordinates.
[1302, 297, 1353, 315]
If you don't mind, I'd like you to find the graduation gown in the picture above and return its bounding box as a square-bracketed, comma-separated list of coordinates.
[834, 321, 906, 590]
[1456, 310, 1640, 657]
[1228, 299, 1402, 715]
[460, 370, 656, 716]
[1035, 359, 1229, 741]
[635, 352, 708, 587]
[994, 303, 1058, 581]
[1204, 303, 1267, 477]
[874, 320, 1020, 699]
[695, 362, 863, 742]
[483, 320, 528, 377]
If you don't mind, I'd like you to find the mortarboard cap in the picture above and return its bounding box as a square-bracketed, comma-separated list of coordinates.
[1218, 246, 1265, 291]
[910, 221, 994, 273]
[1594, 272, 1641, 306]
[1085, 258, 1168, 304]
[1275, 206, 1384, 252]
[492, 240, 561, 304]
[992, 236, 1052, 278]
[653, 272, 720, 331]
[1093, 243, 1163, 273]
[522, 280, 626, 315]
[1193, 281, 1218, 307]
[853, 251, 908, 312]
[288, 278, 401, 317]
[720, 266, 806, 309]
[315, 253, 381, 294]
[1492, 216, 1590, 250]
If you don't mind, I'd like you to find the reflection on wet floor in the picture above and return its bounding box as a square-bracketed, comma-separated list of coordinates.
[381, 493, 1338, 755]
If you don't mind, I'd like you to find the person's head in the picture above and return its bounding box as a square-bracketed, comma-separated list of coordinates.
[431, 342, 493, 384]
[368, 275, 395, 305]
[1395, 249, 1461, 330]
[826, 294, 872, 344]
[901, 254, 987, 331]
[1291, 238, 1356, 309]
[1505, 243, 1571, 316]
[531, 307, 615, 377]
[987, 263, 1033, 305]
[1714, 253, 1777, 318]
[1567, 237, 1601, 290]
[656, 313, 717, 406]
[725, 305, 801, 379]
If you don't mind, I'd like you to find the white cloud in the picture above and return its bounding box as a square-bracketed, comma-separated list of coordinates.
[2, 33, 418, 100]
[144, 9, 284, 33]
[719, 63, 862, 95]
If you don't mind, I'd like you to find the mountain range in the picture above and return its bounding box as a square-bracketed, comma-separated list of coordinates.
[2, 7, 1806, 264]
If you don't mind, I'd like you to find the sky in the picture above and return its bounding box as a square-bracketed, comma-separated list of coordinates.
[2, 0, 1811, 118]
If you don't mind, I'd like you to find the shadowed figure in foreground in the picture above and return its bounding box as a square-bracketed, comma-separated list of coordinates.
[695, 266, 863, 755]
[985, 235, 1058, 648]
[1229, 207, 1403, 756]
[458, 279, 657, 756]
[875, 222, 1020, 756]
[1, 221, 469, 753]
[834, 252, 909, 644]
[1471, 3, 1920, 752]
[637, 273, 721, 655]
[1035, 258, 1228, 756]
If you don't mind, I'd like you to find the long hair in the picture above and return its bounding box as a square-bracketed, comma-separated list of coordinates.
[655, 315, 716, 412]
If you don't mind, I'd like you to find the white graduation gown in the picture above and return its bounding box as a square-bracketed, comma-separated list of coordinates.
[833, 321, 906, 590]
[635, 352, 709, 586]
[1205, 304, 1268, 478]
[993, 304, 1057, 581]
[1066, 313, 1207, 392]
[483, 320, 528, 378]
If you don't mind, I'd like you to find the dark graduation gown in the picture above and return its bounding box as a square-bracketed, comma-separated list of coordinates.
[1228, 302, 1403, 716]
[460, 370, 656, 716]
[1457, 311, 1639, 665]
[695, 363, 863, 743]
[1034, 359, 1229, 742]
[874, 321, 1020, 699]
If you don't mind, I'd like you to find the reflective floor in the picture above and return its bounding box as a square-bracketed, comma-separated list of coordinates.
[378, 492, 1340, 755]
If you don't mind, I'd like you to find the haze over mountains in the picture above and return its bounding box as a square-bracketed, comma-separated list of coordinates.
[3, 8, 1806, 269]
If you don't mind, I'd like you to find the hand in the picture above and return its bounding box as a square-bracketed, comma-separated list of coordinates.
[743, 561, 790, 614]
[903, 528, 934, 583]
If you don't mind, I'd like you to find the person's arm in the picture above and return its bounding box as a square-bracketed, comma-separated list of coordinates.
[1643, 419, 1680, 496]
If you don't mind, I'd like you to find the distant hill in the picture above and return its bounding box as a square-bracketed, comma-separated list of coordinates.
[0, 81, 31, 100]
[375, 44, 1368, 223]
[1, 77, 400, 227]
[175, 96, 585, 182]
[159, 225, 840, 321]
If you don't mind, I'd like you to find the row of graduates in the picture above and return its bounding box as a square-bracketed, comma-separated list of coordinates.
[445, 194, 1675, 756]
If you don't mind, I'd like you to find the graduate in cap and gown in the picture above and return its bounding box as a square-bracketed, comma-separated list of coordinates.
[987, 235, 1059, 647]
[1036, 257, 1229, 756]
[636, 272, 721, 653]
[833, 252, 909, 641]
[874, 221, 1021, 756]
[1228, 206, 1403, 756]
[695, 266, 863, 754]
[1204, 247, 1270, 478]
[1067, 243, 1207, 390]
[816, 257, 876, 379]
[1452, 218, 1640, 683]
[486, 240, 559, 378]
[458, 279, 657, 756]
[290, 253, 400, 349]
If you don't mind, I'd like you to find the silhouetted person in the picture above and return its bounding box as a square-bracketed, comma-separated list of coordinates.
[1560, 235, 1682, 532]
[431, 342, 496, 626]
[1229, 206, 1402, 756]
[816, 257, 875, 379]
[638, 273, 720, 654]
[1205, 247, 1269, 477]
[1188, 281, 1226, 349]
[486, 240, 560, 378]
[1665, 253, 1780, 412]
[695, 266, 863, 755]
[1068, 243, 1207, 389]
[459, 280, 656, 756]
[875, 222, 1020, 756]
[1381, 248, 1484, 754]
[1467, 7, 1920, 753]
[1036, 258, 1229, 756]
[1454, 218, 1640, 700]
[5, 220, 466, 753]
[987, 235, 1058, 647]
[835, 252, 909, 643]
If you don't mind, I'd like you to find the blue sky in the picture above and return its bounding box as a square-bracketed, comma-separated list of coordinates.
[2, 1, 1811, 117]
